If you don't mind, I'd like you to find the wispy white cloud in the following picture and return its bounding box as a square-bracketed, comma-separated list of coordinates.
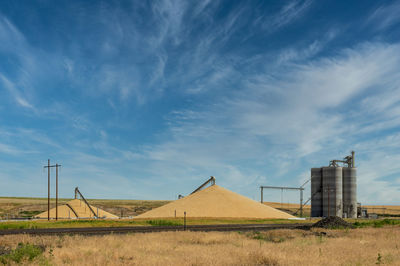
[0, 127, 60, 158]
[0, 14, 68, 113]
[226, 43, 400, 155]
[0, 142, 32, 155]
[276, 29, 339, 64]
[15, 128, 61, 148]
[192, 0, 214, 17]
[367, 1, 400, 31]
[0, 74, 35, 110]
[356, 145, 400, 204]
[273, 0, 313, 28]
[0, 15, 25, 50]
[151, 0, 187, 46]
[257, 0, 313, 32]
[140, 41, 400, 202]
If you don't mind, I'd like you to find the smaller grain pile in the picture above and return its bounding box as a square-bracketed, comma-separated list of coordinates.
[136, 185, 295, 219]
[35, 199, 118, 219]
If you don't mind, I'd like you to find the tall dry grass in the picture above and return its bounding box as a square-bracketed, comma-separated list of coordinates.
[1, 227, 399, 265]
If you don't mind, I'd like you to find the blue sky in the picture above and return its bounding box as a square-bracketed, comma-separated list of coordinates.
[0, 0, 400, 204]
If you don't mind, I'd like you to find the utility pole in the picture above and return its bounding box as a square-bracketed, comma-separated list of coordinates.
[47, 159, 50, 221]
[44, 160, 61, 221]
[56, 163, 59, 220]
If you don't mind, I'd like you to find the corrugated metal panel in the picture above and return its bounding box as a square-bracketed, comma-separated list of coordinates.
[322, 167, 343, 217]
[343, 167, 357, 218]
[311, 168, 323, 217]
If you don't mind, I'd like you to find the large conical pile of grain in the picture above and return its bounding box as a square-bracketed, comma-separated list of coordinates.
[136, 185, 295, 219]
[35, 199, 118, 219]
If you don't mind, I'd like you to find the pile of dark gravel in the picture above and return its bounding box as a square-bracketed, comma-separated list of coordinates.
[312, 216, 354, 229]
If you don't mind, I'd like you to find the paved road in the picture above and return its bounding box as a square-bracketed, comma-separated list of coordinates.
[0, 223, 313, 236]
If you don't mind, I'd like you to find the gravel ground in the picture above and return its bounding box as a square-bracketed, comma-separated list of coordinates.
[312, 216, 354, 229]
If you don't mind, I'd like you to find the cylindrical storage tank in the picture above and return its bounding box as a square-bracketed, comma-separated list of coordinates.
[322, 167, 343, 217]
[311, 168, 323, 217]
[343, 167, 357, 218]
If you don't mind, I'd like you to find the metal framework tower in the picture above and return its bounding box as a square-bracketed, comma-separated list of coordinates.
[260, 185, 305, 217]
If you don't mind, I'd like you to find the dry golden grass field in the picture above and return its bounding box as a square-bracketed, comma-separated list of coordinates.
[0, 197, 170, 219]
[363, 205, 400, 215]
[0, 226, 399, 265]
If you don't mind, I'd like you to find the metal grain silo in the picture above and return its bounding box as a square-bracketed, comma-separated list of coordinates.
[342, 167, 357, 218]
[322, 167, 343, 217]
[311, 168, 323, 217]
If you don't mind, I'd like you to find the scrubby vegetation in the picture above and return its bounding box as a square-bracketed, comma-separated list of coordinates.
[353, 218, 400, 228]
[0, 243, 45, 264]
[146, 219, 183, 226]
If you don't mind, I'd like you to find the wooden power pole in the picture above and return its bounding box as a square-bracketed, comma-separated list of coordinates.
[44, 160, 61, 221]
[47, 159, 50, 221]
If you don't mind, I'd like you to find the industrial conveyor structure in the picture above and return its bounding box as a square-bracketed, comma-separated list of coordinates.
[65, 203, 79, 218]
[191, 176, 216, 195]
[74, 187, 98, 218]
[178, 176, 216, 199]
[329, 151, 355, 168]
